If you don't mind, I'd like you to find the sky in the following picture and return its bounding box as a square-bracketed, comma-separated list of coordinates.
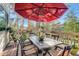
[58, 3, 79, 24]
[0, 3, 79, 27]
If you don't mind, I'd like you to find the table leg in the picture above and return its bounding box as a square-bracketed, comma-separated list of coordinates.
[36, 49, 44, 56]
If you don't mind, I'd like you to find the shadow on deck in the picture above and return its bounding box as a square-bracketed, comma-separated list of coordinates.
[2, 41, 17, 56]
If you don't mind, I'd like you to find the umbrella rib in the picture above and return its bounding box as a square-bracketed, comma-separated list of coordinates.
[26, 13, 33, 18]
[15, 7, 36, 11]
[54, 8, 58, 15]
[26, 10, 37, 18]
[43, 7, 59, 18]
[52, 13, 59, 18]
[52, 8, 67, 18]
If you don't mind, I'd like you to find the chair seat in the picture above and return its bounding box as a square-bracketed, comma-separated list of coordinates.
[46, 45, 72, 56]
[47, 49, 61, 56]
[55, 43, 68, 49]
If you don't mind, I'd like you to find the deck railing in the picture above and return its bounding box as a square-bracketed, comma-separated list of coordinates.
[50, 31, 79, 47]
[33, 30, 79, 46]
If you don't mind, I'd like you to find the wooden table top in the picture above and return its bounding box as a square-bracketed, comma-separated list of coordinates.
[29, 35, 62, 50]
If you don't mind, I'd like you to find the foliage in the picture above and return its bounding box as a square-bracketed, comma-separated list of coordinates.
[20, 31, 29, 41]
[71, 45, 79, 55]
[9, 22, 19, 42]
[63, 12, 79, 50]
[64, 12, 79, 32]
[71, 48, 78, 55]
[0, 17, 7, 31]
[9, 27, 17, 42]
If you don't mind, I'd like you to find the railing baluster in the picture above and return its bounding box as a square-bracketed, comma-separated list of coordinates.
[51, 30, 79, 47]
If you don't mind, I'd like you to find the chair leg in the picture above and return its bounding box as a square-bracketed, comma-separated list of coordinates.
[54, 46, 58, 50]
[43, 51, 51, 56]
[43, 51, 47, 56]
[47, 51, 52, 56]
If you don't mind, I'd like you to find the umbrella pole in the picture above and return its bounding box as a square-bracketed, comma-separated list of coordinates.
[39, 22, 40, 37]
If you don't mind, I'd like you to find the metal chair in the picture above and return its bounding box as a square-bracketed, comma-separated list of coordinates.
[16, 37, 37, 56]
[61, 46, 72, 56]
[44, 45, 72, 56]
[51, 34, 59, 40]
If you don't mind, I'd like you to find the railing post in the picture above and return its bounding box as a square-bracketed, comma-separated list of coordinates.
[16, 40, 22, 56]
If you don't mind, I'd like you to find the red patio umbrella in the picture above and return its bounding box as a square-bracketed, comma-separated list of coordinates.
[15, 3, 68, 22]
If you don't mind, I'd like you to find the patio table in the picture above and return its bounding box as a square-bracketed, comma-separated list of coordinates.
[29, 35, 63, 56]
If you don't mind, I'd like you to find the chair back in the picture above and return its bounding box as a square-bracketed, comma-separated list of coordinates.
[45, 33, 51, 38]
[51, 34, 59, 40]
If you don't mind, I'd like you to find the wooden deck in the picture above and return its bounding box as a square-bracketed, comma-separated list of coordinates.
[2, 41, 17, 56]
[1, 40, 60, 56]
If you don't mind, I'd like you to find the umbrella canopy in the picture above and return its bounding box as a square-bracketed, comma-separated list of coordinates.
[15, 3, 68, 22]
